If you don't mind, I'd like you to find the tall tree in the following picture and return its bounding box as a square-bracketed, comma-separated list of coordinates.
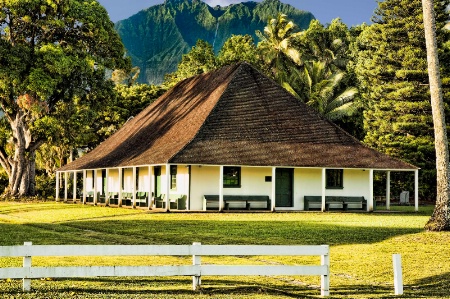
[164, 39, 216, 87]
[276, 18, 359, 122]
[298, 19, 350, 73]
[0, 0, 130, 197]
[354, 0, 450, 200]
[217, 35, 260, 68]
[302, 60, 358, 121]
[256, 13, 303, 86]
[422, 0, 450, 231]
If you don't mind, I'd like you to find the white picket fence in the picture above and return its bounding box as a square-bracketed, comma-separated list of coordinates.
[0, 242, 330, 296]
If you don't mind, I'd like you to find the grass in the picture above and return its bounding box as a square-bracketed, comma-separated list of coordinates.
[0, 202, 449, 298]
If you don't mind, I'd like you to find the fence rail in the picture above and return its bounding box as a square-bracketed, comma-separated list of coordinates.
[0, 242, 330, 296]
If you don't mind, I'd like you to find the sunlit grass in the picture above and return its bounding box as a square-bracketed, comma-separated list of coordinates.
[0, 201, 449, 298]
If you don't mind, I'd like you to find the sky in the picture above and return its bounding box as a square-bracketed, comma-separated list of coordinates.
[98, 0, 378, 27]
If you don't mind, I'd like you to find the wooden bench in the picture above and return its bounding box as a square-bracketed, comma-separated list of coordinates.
[107, 192, 119, 205]
[136, 192, 149, 207]
[85, 191, 95, 203]
[304, 196, 368, 211]
[121, 192, 133, 206]
[155, 194, 186, 210]
[203, 195, 271, 210]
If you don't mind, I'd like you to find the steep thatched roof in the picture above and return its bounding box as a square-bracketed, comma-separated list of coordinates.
[59, 63, 417, 171]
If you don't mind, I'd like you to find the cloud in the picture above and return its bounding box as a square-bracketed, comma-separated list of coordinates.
[203, 0, 250, 7]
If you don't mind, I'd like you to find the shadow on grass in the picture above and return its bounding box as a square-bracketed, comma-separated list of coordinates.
[60, 219, 422, 246]
[406, 272, 450, 298]
[0, 277, 326, 298]
[0, 215, 424, 246]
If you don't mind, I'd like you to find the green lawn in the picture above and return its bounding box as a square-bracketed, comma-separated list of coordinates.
[0, 202, 449, 298]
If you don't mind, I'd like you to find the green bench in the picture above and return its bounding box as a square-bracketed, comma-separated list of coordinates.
[155, 194, 187, 210]
[85, 191, 95, 203]
[135, 192, 149, 207]
[304, 196, 368, 211]
[106, 192, 119, 205]
[121, 192, 133, 206]
[203, 195, 271, 210]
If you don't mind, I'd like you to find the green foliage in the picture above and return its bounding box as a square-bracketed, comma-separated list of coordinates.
[103, 83, 166, 137]
[254, 15, 360, 123]
[164, 40, 217, 87]
[0, 0, 130, 196]
[256, 13, 303, 84]
[354, 0, 450, 200]
[115, 0, 314, 84]
[35, 170, 56, 199]
[302, 61, 359, 121]
[217, 34, 260, 67]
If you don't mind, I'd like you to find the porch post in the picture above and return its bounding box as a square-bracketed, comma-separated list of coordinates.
[93, 170, 98, 205]
[82, 170, 87, 204]
[321, 168, 326, 212]
[386, 171, 391, 210]
[148, 166, 153, 209]
[55, 172, 60, 202]
[219, 166, 224, 211]
[118, 168, 123, 207]
[73, 171, 77, 202]
[64, 172, 68, 202]
[105, 169, 110, 206]
[271, 167, 276, 211]
[132, 167, 137, 208]
[186, 165, 191, 211]
[414, 169, 419, 211]
[369, 169, 374, 211]
[165, 164, 170, 211]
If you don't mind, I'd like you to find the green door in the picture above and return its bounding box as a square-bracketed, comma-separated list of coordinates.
[275, 168, 293, 207]
[102, 169, 106, 195]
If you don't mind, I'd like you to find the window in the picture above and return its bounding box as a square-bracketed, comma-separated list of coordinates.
[170, 165, 177, 190]
[326, 169, 343, 189]
[223, 166, 241, 188]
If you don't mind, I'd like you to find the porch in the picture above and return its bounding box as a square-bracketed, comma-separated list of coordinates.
[56, 165, 419, 212]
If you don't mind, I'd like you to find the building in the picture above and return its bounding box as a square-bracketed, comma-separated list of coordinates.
[56, 63, 419, 211]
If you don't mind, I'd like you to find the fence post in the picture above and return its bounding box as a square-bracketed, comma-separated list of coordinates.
[23, 242, 32, 292]
[393, 254, 403, 295]
[321, 245, 330, 296]
[192, 242, 201, 290]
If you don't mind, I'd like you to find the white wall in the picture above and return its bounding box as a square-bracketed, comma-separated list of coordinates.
[190, 166, 273, 210]
[170, 165, 189, 195]
[108, 169, 120, 192]
[137, 167, 149, 192]
[191, 166, 371, 211]
[190, 166, 220, 210]
[86, 170, 94, 192]
[295, 168, 371, 210]
[84, 165, 371, 210]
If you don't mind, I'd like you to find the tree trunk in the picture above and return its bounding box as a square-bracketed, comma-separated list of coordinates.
[3, 112, 37, 197]
[422, 0, 450, 231]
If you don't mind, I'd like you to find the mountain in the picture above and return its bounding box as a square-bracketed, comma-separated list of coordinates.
[114, 0, 315, 84]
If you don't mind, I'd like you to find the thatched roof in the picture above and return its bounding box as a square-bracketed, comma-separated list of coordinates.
[59, 63, 417, 171]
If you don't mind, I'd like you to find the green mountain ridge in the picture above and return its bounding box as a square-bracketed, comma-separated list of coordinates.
[115, 0, 315, 84]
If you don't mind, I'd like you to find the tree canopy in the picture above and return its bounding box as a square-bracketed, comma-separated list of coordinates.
[0, 0, 130, 196]
[354, 0, 450, 200]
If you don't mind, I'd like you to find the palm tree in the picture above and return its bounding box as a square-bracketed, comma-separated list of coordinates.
[301, 61, 358, 121]
[298, 19, 350, 74]
[256, 13, 303, 85]
[257, 14, 357, 122]
[421, 0, 450, 231]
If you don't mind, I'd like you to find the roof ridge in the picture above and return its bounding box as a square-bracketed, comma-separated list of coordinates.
[167, 63, 243, 163]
